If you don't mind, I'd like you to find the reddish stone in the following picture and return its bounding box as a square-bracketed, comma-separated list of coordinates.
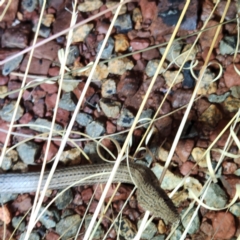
[45, 231, 60, 240]
[73, 82, 95, 102]
[19, 112, 33, 124]
[42, 141, 58, 161]
[0, 120, 13, 146]
[175, 139, 195, 162]
[0, 0, 19, 22]
[154, 116, 172, 137]
[221, 175, 240, 198]
[206, 212, 236, 239]
[33, 101, 45, 118]
[56, 108, 70, 127]
[72, 193, 83, 205]
[224, 64, 240, 88]
[0, 49, 20, 61]
[132, 53, 141, 60]
[222, 161, 237, 175]
[172, 89, 193, 108]
[11, 194, 32, 212]
[14, 128, 37, 142]
[106, 121, 116, 134]
[200, 220, 213, 237]
[48, 67, 60, 77]
[32, 88, 46, 101]
[0, 205, 11, 224]
[45, 93, 57, 110]
[130, 38, 150, 51]
[142, 48, 160, 60]
[139, 0, 157, 22]
[0, 75, 9, 85]
[215, 0, 237, 20]
[81, 188, 93, 202]
[40, 83, 58, 94]
[20, 56, 52, 75]
[180, 161, 198, 176]
[202, 47, 215, 62]
[7, 80, 21, 99]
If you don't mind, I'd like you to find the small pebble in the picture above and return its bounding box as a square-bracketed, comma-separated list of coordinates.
[0, 101, 24, 122]
[114, 14, 133, 33]
[137, 219, 157, 239]
[78, 0, 103, 12]
[76, 112, 93, 127]
[58, 92, 76, 111]
[96, 37, 114, 59]
[12, 216, 26, 232]
[85, 121, 105, 138]
[181, 207, 200, 234]
[2, 55, 23, 76]
[100, 98, 121, 118]
[55, 189, 73, 210]
[117, 108, 134, 127]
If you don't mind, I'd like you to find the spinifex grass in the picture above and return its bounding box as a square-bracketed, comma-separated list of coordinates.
[0, 0, 240, 239]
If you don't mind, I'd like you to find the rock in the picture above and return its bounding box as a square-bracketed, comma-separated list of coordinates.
[55, 214, 81, 240]
[0, 1, 19, 22]
[71, 23, 94, 42]
[20, 56, 51, 75]
[130, 38, 150, 51]
[12, 195, 32, 212]
[108, 57, 134, 75]
[55, 189, 73, 210]
[84, 215, 104, 239]
[0, 205, 11, 224]
[224, 64, 240, 88]
[234, 169, 240, 176]
[12, 161, 28, 172]
[114, 217, 136, 240]
[16, 141, 40, 164]
[106, 1, 127, 15]
[19, 232, 40, 240]
[0, 86, 8, 97]
[204, 183, 228, 208]
[180, 161, 198, 176]
[78, 0, 103, 12]
[45, 231, 60, 240]
[0, 193, 18, 204]
[84, 142, 101, 163]
[208, 92, 230, 103]
[2, 55, 23, 76]
[199, 104, 222, 129]
[114, 34, 129, 52]
[163, 70, 184, 87]
[40, 83, 58, 94]
[85, 121, 105, 138]
[222, 161, 237, 175]
[132, 7, 142, 29]
[139, 109, 153, 128]
[96, 37, 114, 59]
[1, 23, 31, 49]
[137, 219, 157, 239]
[197, 69, 217, 95]
[230, 202, 240, 217]
[169, 228, 182, 240]
[61, 78, 79, 92]
[76, 112, 93, 127]
[219, 36, 237, 55]
[58, 92, 76, 111]
[191, 147, 207, 168]
[1, 149, 18, 171]
[21, 0, 38, 12]
[206, 212, 236, 239]
[0, 101, 24, 122]
[145, 59, 166, 77]
[184, 177, 202, 199]
[101, 78, 116, 97]
[66, 46, 79, 66]
[59, 148, 81, 165]
[12, 216, 26, 231]
[151, 163, 182, 190]
[223, 96, 240, 112]
[117, 108, 134, 127]
[99, 98, 121, 118]
[29, 118, 63, 133]
[39, 207, 56, 229]
[41, 14, 55, 27]
[32, 24, 51, 38]
[231, 86, 240, 98]
[114, 14, 133, 33]
[182, 62, 195, 89]
[181, 207, 200, 234]
[175, 139, 194, 162]
[172, 89, 192, 108]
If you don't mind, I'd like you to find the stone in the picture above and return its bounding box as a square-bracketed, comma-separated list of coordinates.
[191, 147, 207, 168]
[204, 183, 228, 208]
[55, 189, 73, 210]
[40, 83, 58, 94]
[96, 37, 114, 59]
[76, 112, 93, 127]
[39, 207, 56, 229]
[114, 217, 136, 240]
[32, 24, 51, 38]
[65, 45, 80, 66]
[175, 139, 194, 162]
[55, 214, 81, 240]
[114, 34, 129, 52]
[197, 69, 217, 95]
[224, 64, 240, 88]
[114, 14, 133, 33]
[19, 232, 40, 240]
[101, 78, 116, 97]
[0, 1, 19, 22]
[117, 108, 134, 127]
[0, 86, 8, 97]
[85, 121, 105, 138]
[145, 59, 166, 77]
[12, 195, 32, 212]
[84, 215, 104, 239]
[181, 207, 200, 234]
[199, 104, 222, 129]
[223, 96, 240, 112]
[21, 0, 38, 12]
[142, 48, 160, 61]
[16, 141, 40, 164]
[0, 193, 18, 204]
[2, 55, 23, 76]
[180, 161, 198, 176]
[41, 14, 55, 27]
[130, 38, 150, 51]
[71, 23, 94, 43]
[0, 101, 24, 122]
[1, 149, 18, 171]
[229, 202, 240, 217]
[78, 0, 103, 12]
[84, 142, 102, 163]
[20, 56, 51, 75]
[208, 92, 230, 103]
[219, 36, 237, 55]
[163, 70, 184, 87]
[58, 92, 76, 111]
[137, 219, 157, 239]
[106, 1, 127, 15]
[171, 89, 192, 108]
[1, 23, 31, 49]
[99, 98, 121, 118]
[182, 62, 195, 89]
[12, 216, 26, 231]
[151, 163, 182, 190]
[29, 118, 63, 133]
[132, 7, 142, 29]
[0, 205, 11, 224]
[61, 78, 79, 92]
[230, 86, 240, 98]
[139, 109, 153, 128]
[108, 57, 134, 75]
